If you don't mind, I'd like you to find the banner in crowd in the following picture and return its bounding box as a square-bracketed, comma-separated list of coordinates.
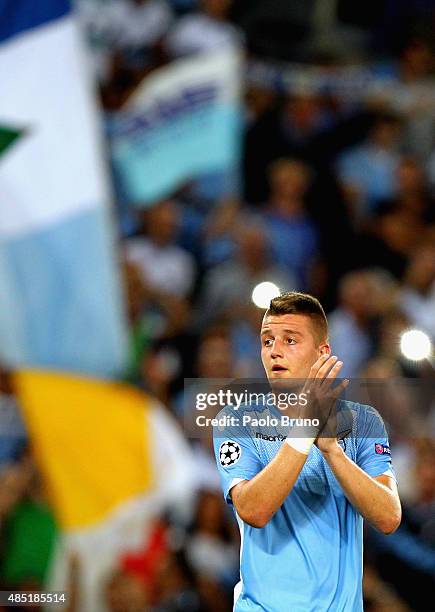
[13, 370, 194, 611]
[110, 49, 243, 205]
[0, 0, 127, 377]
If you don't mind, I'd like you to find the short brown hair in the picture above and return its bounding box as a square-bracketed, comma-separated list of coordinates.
[266, 291, 328, 343]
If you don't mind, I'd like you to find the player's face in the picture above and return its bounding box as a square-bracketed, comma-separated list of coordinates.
[260, 313, 329, 382]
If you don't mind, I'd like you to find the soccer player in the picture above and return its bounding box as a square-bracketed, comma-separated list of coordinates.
[213, 292, 401, 611]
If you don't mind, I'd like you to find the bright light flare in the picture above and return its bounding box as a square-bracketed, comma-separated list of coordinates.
[251, 282, 281, 309]
[399, 329, 432, 362]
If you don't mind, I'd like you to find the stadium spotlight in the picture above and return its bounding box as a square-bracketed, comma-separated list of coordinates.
[399, 328, 433, 363]
[252, 281, 281, 309]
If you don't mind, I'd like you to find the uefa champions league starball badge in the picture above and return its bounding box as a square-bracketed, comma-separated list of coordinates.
[219, 440, 242, 467]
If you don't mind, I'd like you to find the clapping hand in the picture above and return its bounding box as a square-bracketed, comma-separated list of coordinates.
[300, 353, 349, 452]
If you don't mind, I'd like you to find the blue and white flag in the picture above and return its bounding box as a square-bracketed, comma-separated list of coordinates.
[0, 0, 127, 377]
[110, 49, 243, 205]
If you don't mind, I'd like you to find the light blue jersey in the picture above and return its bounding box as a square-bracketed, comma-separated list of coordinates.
[213, 400, 395, 612]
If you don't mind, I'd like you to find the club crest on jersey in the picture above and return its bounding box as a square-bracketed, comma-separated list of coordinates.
[219, 440, 241, 467]
[374, 443, 390, 455]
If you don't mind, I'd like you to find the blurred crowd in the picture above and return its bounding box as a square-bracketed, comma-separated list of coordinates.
[1, 1, 435, 610]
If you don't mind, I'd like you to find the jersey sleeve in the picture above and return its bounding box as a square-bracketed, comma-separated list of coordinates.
[356, 405, 396, 480]
[213, 408, 263, 505]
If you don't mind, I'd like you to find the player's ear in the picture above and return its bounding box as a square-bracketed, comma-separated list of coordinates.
[319, 343, 330, 357]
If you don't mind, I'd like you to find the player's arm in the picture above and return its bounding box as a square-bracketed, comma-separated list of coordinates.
[230, 443, 309, 528]
[320, 444, 401, 534]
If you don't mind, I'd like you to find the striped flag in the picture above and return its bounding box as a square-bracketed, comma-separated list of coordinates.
[0, 0, 127, 377]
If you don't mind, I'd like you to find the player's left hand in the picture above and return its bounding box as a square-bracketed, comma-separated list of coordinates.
[313, 358, 348, 454]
